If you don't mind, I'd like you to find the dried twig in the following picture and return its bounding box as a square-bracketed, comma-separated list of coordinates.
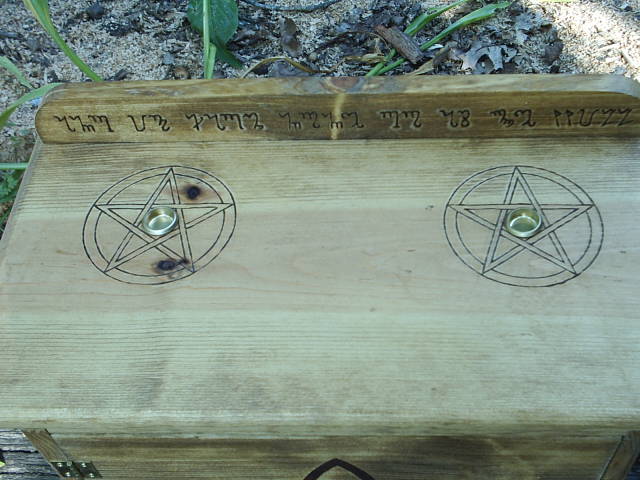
[621, 50, 639, 69]
[240, 56, 335, 77]
[374, 25, 423, 64]
[239, 0, 344, 12]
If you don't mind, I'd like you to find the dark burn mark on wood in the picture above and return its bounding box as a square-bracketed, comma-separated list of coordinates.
[154, 258, 190, 273]
[157, 259, 177, 271]
[185, 185, 201, 200]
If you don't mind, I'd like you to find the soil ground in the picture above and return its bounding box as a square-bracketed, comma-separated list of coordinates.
[1, 0, 640, 159]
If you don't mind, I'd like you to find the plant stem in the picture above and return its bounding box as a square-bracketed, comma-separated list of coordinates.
[0, 163, 28, 170]
[203, 0, 212, 78]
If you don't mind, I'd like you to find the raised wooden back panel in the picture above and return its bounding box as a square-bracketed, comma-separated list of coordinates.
[1, 75, 639, 479]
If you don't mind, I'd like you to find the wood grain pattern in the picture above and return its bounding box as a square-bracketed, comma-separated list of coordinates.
[35, 75, 640, 143]
[54, 434, 638, 480]
[1, 135, 639, 436]
[23, 430, 71, 463]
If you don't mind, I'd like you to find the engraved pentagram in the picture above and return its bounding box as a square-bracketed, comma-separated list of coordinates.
[83, 166, 236, 285]
[443, 166, 603, 287]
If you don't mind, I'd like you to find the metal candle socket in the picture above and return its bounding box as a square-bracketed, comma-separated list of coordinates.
[141, 206, 178, 236]
[504, 207, 542, 238]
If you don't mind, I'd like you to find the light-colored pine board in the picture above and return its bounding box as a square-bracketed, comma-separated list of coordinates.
[35, 75, 640, 143]
[1, 135, 639, 436]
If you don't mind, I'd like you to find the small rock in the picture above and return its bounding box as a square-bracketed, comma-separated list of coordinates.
[37, 55, 50, 67]
[173, 65, 190, 80]
[107, 69, 129, 81]
[0, 30, 20, 40]
[391, 15, 405, 26]
[86, 2, 106, 20]
[543, 41, 564, 64]
[104, 22, 132, 37]
[162, 53, 175, 65]
[26, 37, 40, 52]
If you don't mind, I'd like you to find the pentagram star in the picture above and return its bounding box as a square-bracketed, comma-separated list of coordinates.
[448, 166, 594, 274]
[95, 167, 232, 273]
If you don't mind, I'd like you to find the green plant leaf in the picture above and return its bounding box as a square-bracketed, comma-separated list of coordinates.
[187, 0, 238, 45]
[0, 56, 34, 88]
[420, 1, 512, 50]
[215, 43, 243, 68]
[375, 1, 511, 75]
[0, 83, 62, 131]
[367, 0, 471, 77]
[187, 0, 242, 69]
[405, 0, 472, 36]
[0, 170, 23, 204]
[205, 43, 217, 79]
[21, 0, 102, 81]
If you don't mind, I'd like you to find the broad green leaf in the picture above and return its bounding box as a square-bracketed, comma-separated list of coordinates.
[0, 56, 34, 88]
[187, 0, 239, 46]
[215, 43, 243, 68]
[0, 83, 62, 131]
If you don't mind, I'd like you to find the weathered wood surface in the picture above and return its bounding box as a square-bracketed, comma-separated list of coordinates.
[35, 75, 640, 143]
[1, 134, 639, 435]
[23, 430, 71, 463]
[2, 429, 639, 480]
[54, 433, 640, 480]
[0, 430, 59, 480]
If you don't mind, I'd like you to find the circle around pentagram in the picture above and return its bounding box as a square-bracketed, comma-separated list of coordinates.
[443, 165, 603, 287]
[83, 166, 236, 285]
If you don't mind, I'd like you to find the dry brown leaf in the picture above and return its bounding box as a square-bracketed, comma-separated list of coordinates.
[406, 59, 434, 76]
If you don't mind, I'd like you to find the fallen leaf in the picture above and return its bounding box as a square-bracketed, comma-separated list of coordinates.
[406, 59, 434, 75]
[279, 17, 302, 57]
[458, 40, 516, 72]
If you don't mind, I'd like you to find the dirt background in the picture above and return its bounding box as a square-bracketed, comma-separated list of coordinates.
[1, 0, 640, 162]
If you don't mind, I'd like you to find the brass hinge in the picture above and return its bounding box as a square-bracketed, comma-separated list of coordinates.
[53, 461, 102, 479]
